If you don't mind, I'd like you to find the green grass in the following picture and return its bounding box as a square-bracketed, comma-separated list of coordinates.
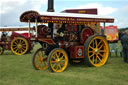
[0, 44, 128, 85]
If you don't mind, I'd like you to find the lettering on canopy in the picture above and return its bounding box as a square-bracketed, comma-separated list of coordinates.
[41, 16, 114, 24]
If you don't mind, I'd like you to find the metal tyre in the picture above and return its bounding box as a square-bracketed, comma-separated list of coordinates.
[84, 35, 109, 67]
[48, 48, 68, 72]
[11, 37, 28, 55]
[32, 48, 48, 70]
[0, 46, 4, 55]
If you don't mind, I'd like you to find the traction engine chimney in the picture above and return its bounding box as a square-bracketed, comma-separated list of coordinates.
[47, 0, 54, 12]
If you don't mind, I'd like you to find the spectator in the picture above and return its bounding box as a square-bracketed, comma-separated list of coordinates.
[120, 30, 128, 63]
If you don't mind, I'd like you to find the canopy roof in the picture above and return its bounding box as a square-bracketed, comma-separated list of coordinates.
[20, 10, 114, 24]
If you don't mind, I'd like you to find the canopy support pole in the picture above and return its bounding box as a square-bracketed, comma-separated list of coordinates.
[28, 20, 31, 37]
[35, 19, 38, 37]
[103, 22, 106, 35]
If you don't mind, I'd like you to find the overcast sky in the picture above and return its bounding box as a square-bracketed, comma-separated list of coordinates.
[0, 0, 128, 28]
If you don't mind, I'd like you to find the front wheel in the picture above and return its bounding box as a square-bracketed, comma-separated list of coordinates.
[32, 48, 48, 70]
[84, 35, 109, 67]
[48, 48, 68, 72]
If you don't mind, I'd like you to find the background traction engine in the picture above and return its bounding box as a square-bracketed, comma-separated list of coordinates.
[0, 31, 34, 55]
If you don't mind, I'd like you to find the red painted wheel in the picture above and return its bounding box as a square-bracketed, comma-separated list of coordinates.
[81, 27, 94, 44]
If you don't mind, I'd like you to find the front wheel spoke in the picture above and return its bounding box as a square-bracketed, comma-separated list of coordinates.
[55, 53, 59, 59]
[58, 63, 62, 70]
[89, 53, 95, 58]
[60, 56, 64, 60]
[60, 62, 64, 66]
[58, 52, 61, 57]
[52, 63, 56, 68]
[61, 60, 65, 62]
[89, 51, 93, 53]
[56, 64, 59, 70]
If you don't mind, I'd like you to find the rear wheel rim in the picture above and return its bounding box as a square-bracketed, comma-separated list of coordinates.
[33, 48, 48, 70]
[49, 49, 68, 72]
[11, 37, 28, 55]
[88, 36, 109, 67]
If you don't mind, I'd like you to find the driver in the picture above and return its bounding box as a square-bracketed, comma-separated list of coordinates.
[56, 23, 68, 37]
[53, 23, 60, 38]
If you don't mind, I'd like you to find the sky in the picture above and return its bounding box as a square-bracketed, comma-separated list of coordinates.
[0, 0, 128, 28]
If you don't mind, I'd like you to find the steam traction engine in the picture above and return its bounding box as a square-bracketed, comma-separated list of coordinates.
[0, 28, 34, 55]
[20, 8, 114, 72]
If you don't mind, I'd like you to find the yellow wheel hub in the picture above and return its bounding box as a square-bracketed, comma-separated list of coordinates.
[11, 37, 28, 55]
[48, 48, 68, 72]
[32, 48, 48, 70]
[85, 35, 109, 67]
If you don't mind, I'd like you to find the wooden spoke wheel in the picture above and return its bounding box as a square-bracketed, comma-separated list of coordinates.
[0, 46, 4, 55]
[81, 27, 94, 44]
[11, 37, 28, 55]
[32, 48, 48, 70]
[48, 48, 68, 72]
[84, 35, 109, 67]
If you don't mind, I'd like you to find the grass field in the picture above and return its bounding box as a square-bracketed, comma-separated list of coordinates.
[0, 44, 128, 85]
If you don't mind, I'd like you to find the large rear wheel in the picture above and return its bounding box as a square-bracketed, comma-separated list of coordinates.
[32, 48, 48, 70]
[84, 35, 109, 67]
[48, 48, 68, 72]
[11, 37, 28, 55]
